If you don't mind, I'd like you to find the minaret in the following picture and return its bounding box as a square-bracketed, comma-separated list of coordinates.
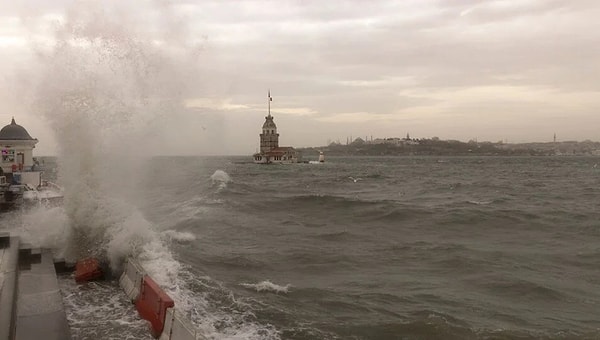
[259, 90, 279, 153]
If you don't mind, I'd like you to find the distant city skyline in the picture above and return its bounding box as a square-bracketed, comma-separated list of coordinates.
[1, 0, 599, 155]
[330, 132, 583, 146]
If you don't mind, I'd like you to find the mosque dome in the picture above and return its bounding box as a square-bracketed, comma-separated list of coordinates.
[0, 118, 35, 140]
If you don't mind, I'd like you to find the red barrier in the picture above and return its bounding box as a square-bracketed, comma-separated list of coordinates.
[135, 276, 174, 338]
[74, 258, 103, 283]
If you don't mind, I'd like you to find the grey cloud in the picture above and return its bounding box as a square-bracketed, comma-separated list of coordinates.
[193, 0, 599, 94]
[2, 0, 600, 155]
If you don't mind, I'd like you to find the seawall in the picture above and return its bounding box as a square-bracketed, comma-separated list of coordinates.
[0, 232, 207, 340]
[0, 233, 71, 340]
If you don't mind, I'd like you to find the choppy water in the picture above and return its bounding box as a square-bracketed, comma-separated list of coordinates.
[3, 155, 600, 339]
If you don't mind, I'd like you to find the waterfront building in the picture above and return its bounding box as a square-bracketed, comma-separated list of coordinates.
[0, 117, 56, 200]
[0, 118, 39, 175]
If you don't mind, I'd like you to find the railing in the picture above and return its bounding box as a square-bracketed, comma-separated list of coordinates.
[1, 166, 50, 175]
[39, 181, 62, 192]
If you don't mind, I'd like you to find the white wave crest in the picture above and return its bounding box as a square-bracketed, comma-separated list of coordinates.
[161, 230, 196, 243]
[211, 170, 231, 183]
[210, 170, 231, 191]
[240, 280, 291, 294]
[467, 200, 493, 205]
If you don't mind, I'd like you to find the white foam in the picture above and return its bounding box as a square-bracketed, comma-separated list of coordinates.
[210, 170, 231, 183]
[210, 170, 231, 191]
[120, 265, 281, 340]
[467, 200, 493, 205]
[105, 208, 164, 270]
[19, 205, 71, 258]
[161, 230, 196, 243]
[59, 279, 149, 339]
[240, 280, 291, 294]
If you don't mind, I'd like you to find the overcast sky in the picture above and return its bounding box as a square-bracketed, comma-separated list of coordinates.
[0, 0, 599, 155]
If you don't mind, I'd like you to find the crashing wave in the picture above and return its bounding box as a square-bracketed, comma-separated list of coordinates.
[240, 280, 291, 294]
[210, 170, 231, 191]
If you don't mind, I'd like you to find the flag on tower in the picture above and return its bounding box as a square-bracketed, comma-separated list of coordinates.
[268, 90, 272, 101]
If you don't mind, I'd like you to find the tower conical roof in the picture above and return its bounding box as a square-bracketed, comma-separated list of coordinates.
[262, 115, 277, 129]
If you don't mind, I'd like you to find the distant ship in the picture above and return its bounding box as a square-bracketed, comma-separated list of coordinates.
[252, 91, 301, 164]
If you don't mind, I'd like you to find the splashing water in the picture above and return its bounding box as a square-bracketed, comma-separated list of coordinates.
[22, 1, 201, 275]
[211, 170, 231, 183]
[210, 170, 231, 191]
[6, 3, 284, 339]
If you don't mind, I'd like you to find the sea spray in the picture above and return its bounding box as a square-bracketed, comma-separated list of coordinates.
[211, 169, 231, 191]
[26, 1, 201, 275]
[11, 3, 284, 339]
[18, 204, 71, 259]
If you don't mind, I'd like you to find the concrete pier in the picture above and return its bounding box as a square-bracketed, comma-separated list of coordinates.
[0, 233, 19, 340]
[0, 234, 71, 340]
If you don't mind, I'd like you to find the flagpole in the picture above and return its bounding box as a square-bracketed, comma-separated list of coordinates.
[268, 89, 271, 117]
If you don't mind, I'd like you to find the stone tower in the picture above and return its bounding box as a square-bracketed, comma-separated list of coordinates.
[259, 90, 279, 153]
[260, 113, 279, 153]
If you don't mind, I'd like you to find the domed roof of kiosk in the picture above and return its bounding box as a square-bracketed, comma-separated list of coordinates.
[0, 118, 35, 140]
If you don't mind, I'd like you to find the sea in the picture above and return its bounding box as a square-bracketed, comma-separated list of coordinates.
[2, 155, 599, 340]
